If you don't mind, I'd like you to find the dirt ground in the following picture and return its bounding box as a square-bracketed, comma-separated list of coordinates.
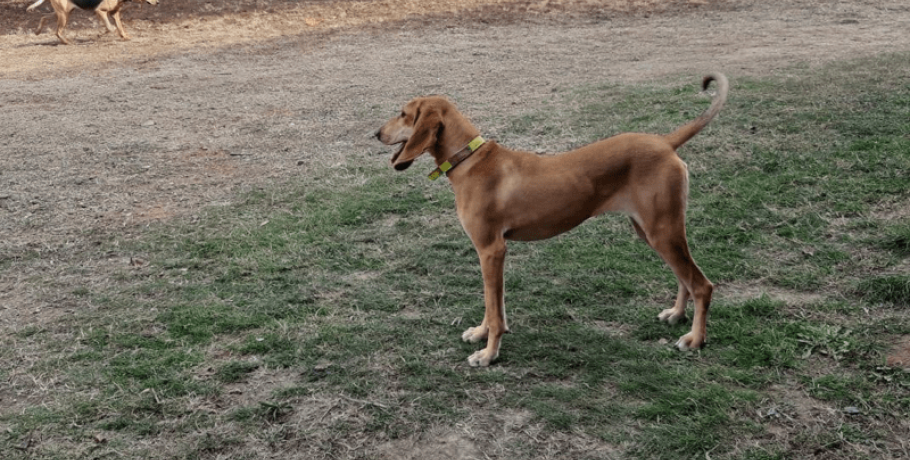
[1, 0, 910, 456]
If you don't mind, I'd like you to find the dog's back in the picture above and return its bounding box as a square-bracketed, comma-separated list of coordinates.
[71, 0, 105, 9]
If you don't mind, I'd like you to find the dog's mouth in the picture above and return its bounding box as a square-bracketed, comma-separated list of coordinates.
[390, 142, 413, 171]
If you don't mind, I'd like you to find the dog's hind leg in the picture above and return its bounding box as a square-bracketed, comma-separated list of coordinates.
[631, 217, 690, 325]
[53, 9, 72, 45]
[632, 177, 712, 350]
[35, 14, 51, 35]
[110, 7, 130, 40]
[94, 10, 118, 36]
[630, 217, 649, 244]
[658, 283, 690, 325]
[650, 228, 713, 351]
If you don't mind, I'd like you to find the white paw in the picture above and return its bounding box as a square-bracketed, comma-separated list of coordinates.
[675, 339, 691, 351]
[467, 349, 496, 367]
[658, 308, 687, 325]
[461, 326, 488, 343]
[675, 332, 704, 351]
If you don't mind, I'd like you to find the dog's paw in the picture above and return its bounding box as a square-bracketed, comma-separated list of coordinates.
[658, 308, 687, 325]
[675, 332, 705, 351]
[461, 326, 488, 343]
[467, 348, 497, 367]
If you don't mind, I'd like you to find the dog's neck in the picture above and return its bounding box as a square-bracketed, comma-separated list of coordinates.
[427, 136, 485, 181]
[426, 110, 484, 180]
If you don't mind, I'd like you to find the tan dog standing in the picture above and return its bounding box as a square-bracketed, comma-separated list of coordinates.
[28, 0, 158, 45]
[377, 74, 728, 366]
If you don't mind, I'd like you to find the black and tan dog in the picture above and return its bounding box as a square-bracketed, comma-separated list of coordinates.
[28, 0, 158, 45]
[377, 74, 728, 366]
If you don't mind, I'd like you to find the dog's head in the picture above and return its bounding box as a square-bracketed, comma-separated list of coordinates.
[376, 96, 454, 171]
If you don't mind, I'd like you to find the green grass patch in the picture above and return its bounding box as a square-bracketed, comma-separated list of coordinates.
[877, 221, 910, 256]
[856, 275, 910, 307]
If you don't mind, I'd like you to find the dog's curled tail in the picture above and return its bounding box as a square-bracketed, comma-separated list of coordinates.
[664, 72, 728, 150]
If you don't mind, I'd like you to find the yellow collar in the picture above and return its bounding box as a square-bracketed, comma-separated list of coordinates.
[428, 136, 486, 181]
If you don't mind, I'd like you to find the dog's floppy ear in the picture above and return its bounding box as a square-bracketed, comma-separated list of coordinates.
[392, 107, 442, 171]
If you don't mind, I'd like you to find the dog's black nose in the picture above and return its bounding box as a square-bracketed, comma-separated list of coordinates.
[374, 129, 382, 141]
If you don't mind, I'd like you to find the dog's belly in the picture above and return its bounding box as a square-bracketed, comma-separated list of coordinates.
[72, 0, 104, 9]
[504, 218, 589, 241]
[502, 202, 600, 241]
[498, 185, 629, 242]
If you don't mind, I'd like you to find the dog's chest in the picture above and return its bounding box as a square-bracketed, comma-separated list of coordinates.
[72, 0, 106, 10]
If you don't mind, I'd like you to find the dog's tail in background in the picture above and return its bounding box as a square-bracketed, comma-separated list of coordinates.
[26, 0, 46, 12]
[663, 72, 729, 150]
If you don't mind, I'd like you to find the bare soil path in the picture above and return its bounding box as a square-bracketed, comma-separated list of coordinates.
[1, 0, 910, 375]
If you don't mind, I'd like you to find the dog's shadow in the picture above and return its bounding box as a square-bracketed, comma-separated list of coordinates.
[22, 34, 116, 47]
[22, 40, 65, 47]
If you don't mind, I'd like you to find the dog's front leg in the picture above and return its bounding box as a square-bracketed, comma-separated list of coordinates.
[463, 238, 509, 367]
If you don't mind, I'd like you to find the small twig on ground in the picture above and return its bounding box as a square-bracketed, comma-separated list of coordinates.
[340, 394, 389, 409]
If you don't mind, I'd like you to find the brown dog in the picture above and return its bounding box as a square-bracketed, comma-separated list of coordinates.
[377, 74, 728, 366]
[29, 0, 157, 45]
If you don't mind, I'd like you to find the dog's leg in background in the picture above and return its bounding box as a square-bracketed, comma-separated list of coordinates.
[54, 9, 72, 44]
[658, 283, 690, 325]
[35, 14, 51, 35]
[110, 7, 131, 40]
[94, 10, 118, 36]
[462, 236, 510, 367]
[28, 0, 54, 38]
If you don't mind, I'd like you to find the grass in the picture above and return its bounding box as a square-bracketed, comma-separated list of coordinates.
[2, 53, 910, 459]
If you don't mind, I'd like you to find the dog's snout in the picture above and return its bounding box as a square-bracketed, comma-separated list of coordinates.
[374, 129, 382, 141]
